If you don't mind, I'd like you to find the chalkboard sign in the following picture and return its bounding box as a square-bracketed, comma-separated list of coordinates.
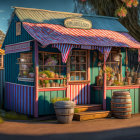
[64, 17, 92, 30]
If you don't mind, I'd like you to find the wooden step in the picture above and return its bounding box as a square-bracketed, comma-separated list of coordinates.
[74, 110, 111, 121]
[74, 104, 102, 113]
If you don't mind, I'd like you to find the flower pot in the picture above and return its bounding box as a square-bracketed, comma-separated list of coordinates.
[60, 84, 64, 87]
[43, 83, 46, 87]
[46, 83, 51, 87]
[127, 77, 132, 85]
[96, 75, 101, 86]
[54, 101, 75, 124]
[107, 80, 112, 86]
[55, 74, 59, 78]
[136, 78, 140, 85]
[51, 82, 55, 87]
[29, 72, 35, 78]
[55, 83, 59, 87]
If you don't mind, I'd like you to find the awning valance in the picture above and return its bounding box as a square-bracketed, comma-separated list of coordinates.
[23, 22, 140, 49]
[22, 22, 140, 63]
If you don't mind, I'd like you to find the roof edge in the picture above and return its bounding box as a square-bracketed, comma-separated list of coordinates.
[13, 6, 118, 20]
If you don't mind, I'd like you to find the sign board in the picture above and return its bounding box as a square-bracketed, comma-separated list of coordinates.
[5, 41, 31, 54]
[64, 17, 92, 30]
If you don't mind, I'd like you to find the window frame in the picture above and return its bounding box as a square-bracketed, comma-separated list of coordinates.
[16, 22, 21, 36]
[68, 50, 88, 82]
[18, 52, 34, 82]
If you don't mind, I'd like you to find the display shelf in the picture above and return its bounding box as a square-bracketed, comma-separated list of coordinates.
[39, 77, 67, 80]
[18, 77, 34, 82]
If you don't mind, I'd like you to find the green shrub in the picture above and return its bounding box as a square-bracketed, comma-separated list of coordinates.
[74, 108, 79, 113]
[0, 116, 4, 123]
[4, 112, 28, 120]
[51, 97, 70, 104]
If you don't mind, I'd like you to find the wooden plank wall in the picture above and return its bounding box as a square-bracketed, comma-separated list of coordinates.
[2, 14, 33, 48]
[38, 90, 66, 115]
[5, 82, 35, 115]
[0, 69, 4, 108]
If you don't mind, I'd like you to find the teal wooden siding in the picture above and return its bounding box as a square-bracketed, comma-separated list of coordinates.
[2, 14, 33, 48]
[91, 87, 103, 105]
[106, 88, 140, 114]
[0, 69, 4, 108]
[4, 51, 34, 86]
[90, 50, 102, 104]
[2, 14, 34, 86]
[38, 90, 66, 115]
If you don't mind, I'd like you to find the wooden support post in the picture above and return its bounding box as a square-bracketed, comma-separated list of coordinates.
[103, 55, 106, 110]
[34, 40, 39, 118]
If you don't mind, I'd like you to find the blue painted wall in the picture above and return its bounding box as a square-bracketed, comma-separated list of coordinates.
[3, 14, 34, 86]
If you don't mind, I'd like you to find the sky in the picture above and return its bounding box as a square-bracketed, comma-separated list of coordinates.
[0, 0, 74, 33]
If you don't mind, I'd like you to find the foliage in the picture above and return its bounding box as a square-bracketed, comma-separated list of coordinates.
[112, 80, 124, 86]
[51, 97, 70, 104]
[74, 108, 80, 113]
[0, 116, 4, 123]
[29, 67, 34, 73]
[39, 70, 55, 78]
[105, 66, 115, 81]
[79, 0, 139, 17]
[45, 57, 58, 66]
[3, 112, 28, 120]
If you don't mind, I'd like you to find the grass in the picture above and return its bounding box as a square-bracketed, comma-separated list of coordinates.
[0, 116, 4, 123]
[0, 110, 28, 120]
[4, 112, 28, 120]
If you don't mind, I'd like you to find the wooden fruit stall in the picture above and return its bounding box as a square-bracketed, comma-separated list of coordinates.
[2, 7, 140, 118]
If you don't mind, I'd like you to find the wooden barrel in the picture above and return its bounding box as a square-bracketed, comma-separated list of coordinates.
[54, 101, 75, 124]
[111, 91, 132, 119]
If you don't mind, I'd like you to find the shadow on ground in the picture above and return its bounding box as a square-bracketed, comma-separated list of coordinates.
[0, 126, 140, 140]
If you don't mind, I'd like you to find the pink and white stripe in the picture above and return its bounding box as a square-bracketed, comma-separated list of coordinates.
[5, 41, 31, 54]
[67, 83, 90, 104]
[23, 22, 140, 49]
[52, 44, 74, 63]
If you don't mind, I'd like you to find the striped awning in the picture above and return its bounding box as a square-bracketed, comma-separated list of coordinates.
[22, 22, 140, 62]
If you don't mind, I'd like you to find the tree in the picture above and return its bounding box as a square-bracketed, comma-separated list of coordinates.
[74, 0, 140, 41]
[0, 30, 5, 46]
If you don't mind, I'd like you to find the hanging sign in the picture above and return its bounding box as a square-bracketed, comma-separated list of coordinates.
[64, 17, 92, 30]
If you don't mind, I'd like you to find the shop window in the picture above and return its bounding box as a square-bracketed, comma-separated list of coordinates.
[69, 50, 87, 81]
[127, 49, 140, 85]
[97, 48, 122, 86]
[0, 54, 4, 69]
[17, 53, 34, 82]
[38, 52, 66, 88]
[16, 22, 21, 36]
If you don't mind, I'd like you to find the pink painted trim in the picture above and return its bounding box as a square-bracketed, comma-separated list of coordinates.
[107, 85, 140, 90]
[34, 40, 39, 118]
[92, 85, 140, 90]
[38, 88, 67, 92]
[103, 56, 106, 110]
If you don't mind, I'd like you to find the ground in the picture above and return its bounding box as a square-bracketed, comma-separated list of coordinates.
[0, 114, 140, 140]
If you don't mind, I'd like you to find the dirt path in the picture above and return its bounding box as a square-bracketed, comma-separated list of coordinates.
[0, 114, 140, 140]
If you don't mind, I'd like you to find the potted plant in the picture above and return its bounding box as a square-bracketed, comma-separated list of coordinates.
[23, 71, 28, 78]
[51, 97, 75, 124]
[28, 67, 35, 78]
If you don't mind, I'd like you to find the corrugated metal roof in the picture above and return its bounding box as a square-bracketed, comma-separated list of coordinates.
[14, 7, 128, 32]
